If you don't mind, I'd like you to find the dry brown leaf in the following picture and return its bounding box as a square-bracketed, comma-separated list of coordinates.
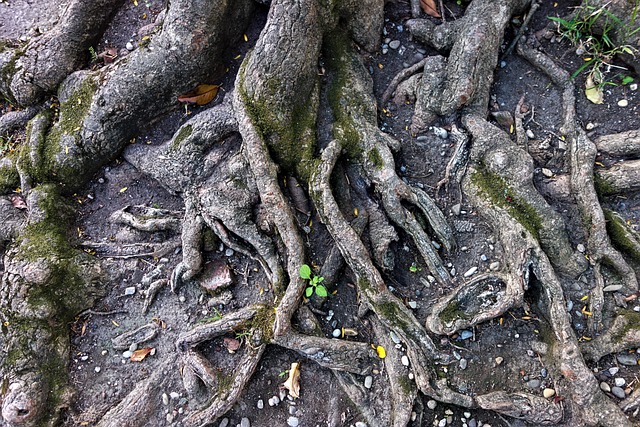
[177, 84, 219, 106]
[420, 0, 441, 18]
[223, 337, 241, 353]
[98, 47, 118, 64]
[130, 347, 154, 362]
[282, 362, 300, 398]
[9, 195, 27, 210]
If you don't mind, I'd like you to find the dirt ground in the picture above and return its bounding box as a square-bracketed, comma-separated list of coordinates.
[2, 0, 640, 426]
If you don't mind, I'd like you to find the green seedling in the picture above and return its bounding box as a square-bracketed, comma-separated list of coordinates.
[549, 2, 639, 89]
[300, 264, 328, 298]
[409, 262, 419, 273]
[197, 307, 222, 323]
[278, 369, 290, 378]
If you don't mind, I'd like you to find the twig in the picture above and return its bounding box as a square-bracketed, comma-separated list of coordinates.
[438, 0, 445, 22]
[380, 58, 428, 108]
[79, 309, 128, 317]
[502, 0, 540, 59]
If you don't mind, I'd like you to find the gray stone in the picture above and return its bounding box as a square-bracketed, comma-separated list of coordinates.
[219, 418, 229, 427]
[257, 399, 264, 409]
[332, 329, 341, 338]
[526, 379, 541, 389]
[468, 419, 477, 427]
[287, 417, 299, 427]
[355, 423, 368, 427]
[600, 382, 611, 393]
[389, 40, 401, 49]
[289, 405, 297, 415]
[611, 386, 626, 399]
[617, 353, 638, 366]
[162, 393, 169, 405]
[427, 399, 437, 410]
[459, 330, 473, 340]
[614, 378, 626, 387]
[240, 417, 250, 427]
[459, 358, 468, 370]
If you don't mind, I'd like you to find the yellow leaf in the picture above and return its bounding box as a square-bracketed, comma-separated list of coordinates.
[509, 124, 514, 134]
[354, 207, 359, 217]
[585, 76, 603, 104]
[580, 295, 589, 301]
[133, 0, 138, 5]
[119, 187, 128, 193]
[130, 347, 153, 362]
[111, 320, 119, 327]
[178, 84, 220, 106]
[244, 34, 248, 42]
[376, 345, 386, 359]
[283, 362, 300, 398]
[234, 54, 242, 60]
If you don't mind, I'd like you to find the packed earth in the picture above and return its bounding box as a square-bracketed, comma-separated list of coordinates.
[1, 0, 640, 426]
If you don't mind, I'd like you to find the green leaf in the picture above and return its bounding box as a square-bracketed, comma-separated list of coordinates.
[305, 287, 313, 297]
[622, 76, 634, 85]
[300, 264, 311, 280]
[316, 276, 324, 283]
[315, 285, 328, 297]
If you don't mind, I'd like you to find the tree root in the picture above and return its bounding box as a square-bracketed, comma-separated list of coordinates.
[595, 129, 640, 157]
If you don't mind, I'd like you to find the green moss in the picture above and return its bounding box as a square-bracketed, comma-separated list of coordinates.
[171, 124, 193, 149]
[0, 156, 19, 192]
[439, 299, 468, 324]
[237, 54, 318, 182]
[604, 209, 640, 263]
[367, 148, 383, 170]
[611, 310, 640, 342]
[594, 173, 617, 196]
[216, 370, 234, 394]
[249, 304, 276, 344]
[471, 165, 543, 240]
[375, 301, 409, 331]
[397, 375, 413, 394]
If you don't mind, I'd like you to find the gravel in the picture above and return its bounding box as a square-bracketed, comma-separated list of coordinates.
[611, 386, 626, 399]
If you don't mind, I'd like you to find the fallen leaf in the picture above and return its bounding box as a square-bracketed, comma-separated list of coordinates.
[223, 337, 241, 353]
[97, 47, 118, 64]
[130, 347, 153, 362]
[178, 84, 219, 106]
[585, 76, 603, 104]
[376, 345, 386, 359]
[9, 195, 27, 209]
[119, 187, 128, 193]
[283, 362, 300, 398]
[420, 0, 441, 17]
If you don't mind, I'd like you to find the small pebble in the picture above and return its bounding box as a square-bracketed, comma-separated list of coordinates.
[489, 261, 500, 271]
[603, 284, 623, 292]
[408, 301, 417, 309]
[459, 358, 468, 370]
[543, 388, 555, 398]
[289, 406, 297, 415]
[527, 379, 541, 389]
[332, 329, 341, 338]
[618, 99, 629, 107]
[464, 412, 471, 419]
[124, 286, 136, 296]
[126, 41, 134, 51]
[287, 416, 299, 427]
[225, 248, 234, 257]
[257, 399, 264, 409]
[495, 357, 504, 365]
[219, 419, 229, 427]
[122, 351, 133, 359]
[390, 331, 401, 344]
[364, 375, 373, 389]
[427, 400, 437, 410]
[355, 422, 368, 427]
[541, 168, 553, 178]
[612, 386, 626, 399]
[468, 419, 477, 427]
[240, 417, 250, 427]
[614, 378, 626, 387]
[162, 393, 169, 405]
[600, 382, 611, 393]
[464, 267, 478, 278]
[586, 122, 596, 130]
[129, 343, 138, 352]
[459, 330, 473, 340]
[94, 366, 101, 373]
[389, 40, 401, 49]
[609, 367, 619, 375]
[617, 353, 638, 366]
[541, 368, 548, 378]
[526, 129, 535, 139]
[438, 419, 447, 427]
[401, 355, 410, 366]
[630, 83, 638, 91]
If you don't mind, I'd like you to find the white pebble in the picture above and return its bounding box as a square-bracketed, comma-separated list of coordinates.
[332, 329, 341, 338]
[124, 286, 136, 295]
[122, 351, 132, 359]
[257, 399, 264, 409]
[427, 399, 437, 410]
[126, 42, 134, 51]
[287, 417, 299, 427]
[615, 378, 626, 387]
[364, 375, 373, 389]
[438, 418, 447, 427]
[609, 367, 619, 375]
[618, 99, 629, 107]
[162, 393, 169, 405]
[94, 366, 101, 373]
[408, 301, 417, 309]
[463, 267, 478, 278]
[630, 83, 637, 91]
[526, 129, 535, 139]
[401, 355, 410, 366]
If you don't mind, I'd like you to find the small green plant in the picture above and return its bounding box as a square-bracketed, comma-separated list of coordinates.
[88, 46, 98, 63]
[278, 369, 290, 377]
[300, 264, 328, 298]
[549, 2, 639, 88]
